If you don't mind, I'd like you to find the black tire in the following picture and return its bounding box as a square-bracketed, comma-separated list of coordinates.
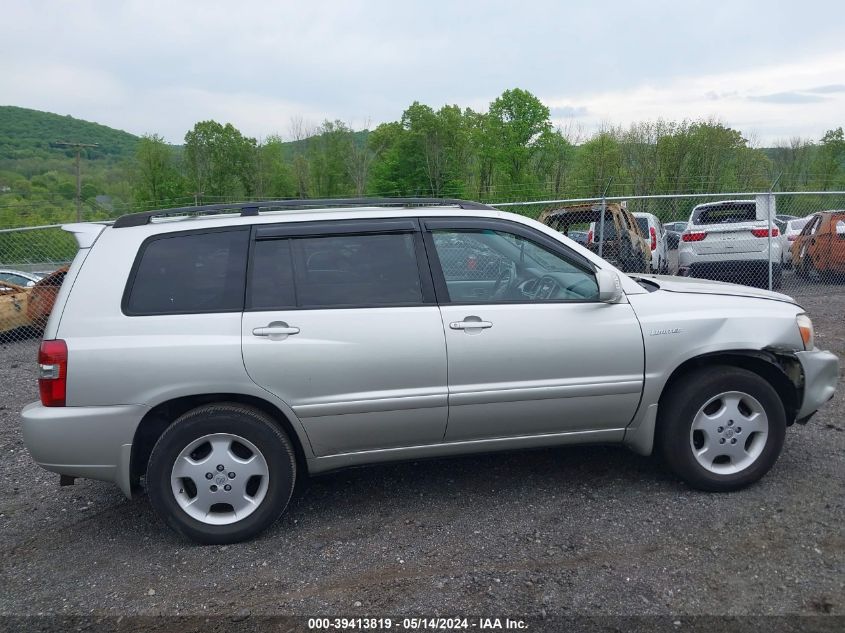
[656, 366, 786, 492]
[754, 264, 781, 289]
[147, 403, 296, 544]
[772, 264, 782, 290]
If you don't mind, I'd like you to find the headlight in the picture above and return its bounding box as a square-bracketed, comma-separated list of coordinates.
[796, 313, 814, 350]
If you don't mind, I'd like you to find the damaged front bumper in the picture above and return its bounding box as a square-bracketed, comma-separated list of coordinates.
[794, 349, 840, 421]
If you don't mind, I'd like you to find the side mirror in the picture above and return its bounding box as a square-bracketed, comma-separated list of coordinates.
[596, 269, 624, 303]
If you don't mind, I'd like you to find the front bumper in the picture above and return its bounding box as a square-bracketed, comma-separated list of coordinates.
[20, 402, 148, 498]
[795, 349, 840, 419]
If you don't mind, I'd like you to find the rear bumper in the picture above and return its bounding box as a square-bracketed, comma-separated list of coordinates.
[679, 250, 781, 267]
[795, 349, 840, 419]
[20, 402, 148, 498]
[680, 260, 781, 281]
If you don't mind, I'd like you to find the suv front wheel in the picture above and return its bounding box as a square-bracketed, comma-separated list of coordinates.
[147, 403, 296, 544]
[657, 366, 786, 491]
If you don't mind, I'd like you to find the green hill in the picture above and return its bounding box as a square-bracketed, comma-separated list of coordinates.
[0, 106, 140, 161]
[0, 107, 141, 228]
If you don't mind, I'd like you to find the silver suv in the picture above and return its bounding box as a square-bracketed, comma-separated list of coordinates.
[21, 199, 839, 544]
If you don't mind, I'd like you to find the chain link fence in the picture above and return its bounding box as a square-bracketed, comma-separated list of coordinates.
[0, 225, 75, 343]
[496, 191, 845, 295]
[1, 192, 844, 345]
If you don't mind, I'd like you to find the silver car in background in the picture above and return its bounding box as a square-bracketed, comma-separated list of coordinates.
[20, 199, 839, 544]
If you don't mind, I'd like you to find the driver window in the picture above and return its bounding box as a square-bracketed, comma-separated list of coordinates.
[430, 229, 598, 303]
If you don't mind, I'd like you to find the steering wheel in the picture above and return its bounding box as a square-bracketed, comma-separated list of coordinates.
[490, 262, 518, 300]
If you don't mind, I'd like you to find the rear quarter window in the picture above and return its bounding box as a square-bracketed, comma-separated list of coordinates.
[124, 229, 249, 315]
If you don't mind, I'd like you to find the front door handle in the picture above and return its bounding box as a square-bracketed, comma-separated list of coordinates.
[252, 321, 300, 339]
[450, 318, 493, 330]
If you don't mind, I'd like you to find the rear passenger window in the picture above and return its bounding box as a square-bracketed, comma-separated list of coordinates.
[291, 233, 422, 308]
[125, 230, 249, 315]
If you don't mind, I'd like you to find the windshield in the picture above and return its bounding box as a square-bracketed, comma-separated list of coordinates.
[635, 217, 649, 234]
[592, 221, 618, 241]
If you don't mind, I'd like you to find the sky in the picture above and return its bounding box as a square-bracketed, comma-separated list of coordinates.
[2, 0, 844, 145]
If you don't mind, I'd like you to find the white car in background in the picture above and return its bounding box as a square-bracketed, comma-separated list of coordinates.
[784, 217, 812, 241]
[0, 269, 42, 287]
[633, 212, 669, 273]
[679, 200, 783, 289]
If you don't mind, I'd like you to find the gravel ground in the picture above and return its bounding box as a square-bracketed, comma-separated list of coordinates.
[0, 290, 843, 626]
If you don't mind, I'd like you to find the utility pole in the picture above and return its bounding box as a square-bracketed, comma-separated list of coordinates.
[54, 141, 98, 222]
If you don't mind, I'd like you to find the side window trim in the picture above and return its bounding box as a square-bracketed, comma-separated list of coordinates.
[245, 219, 437, 311]
[421, 217, 598, 306]
[255, 218, 418, 239]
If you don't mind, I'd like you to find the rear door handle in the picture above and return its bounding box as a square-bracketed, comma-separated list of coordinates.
[450, 319, 493, 330]
[252, 321, 300, 339]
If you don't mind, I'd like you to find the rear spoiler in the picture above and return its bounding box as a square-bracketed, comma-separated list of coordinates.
[61, 223, 108, 249]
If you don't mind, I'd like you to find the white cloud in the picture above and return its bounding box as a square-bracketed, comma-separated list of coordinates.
[1, 1, 844, 143]
[546, 50, 845, 143]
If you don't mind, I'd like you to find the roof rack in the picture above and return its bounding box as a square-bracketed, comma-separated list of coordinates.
[112, 197, 495, 228]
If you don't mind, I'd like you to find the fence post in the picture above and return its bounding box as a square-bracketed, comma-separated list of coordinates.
[767, 173, 781, 290]
[597, 177, 613, 258]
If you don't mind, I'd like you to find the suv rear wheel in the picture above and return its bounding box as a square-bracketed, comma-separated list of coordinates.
[147, 403, 296, 544]
[657, 366, 786, 491]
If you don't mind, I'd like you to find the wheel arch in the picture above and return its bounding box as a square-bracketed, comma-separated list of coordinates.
[658, 349, 802, 425]
[130, 393, 311, 488]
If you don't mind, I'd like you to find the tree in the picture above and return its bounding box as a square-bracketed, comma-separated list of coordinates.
[620, 121, 668, 198]
[487, 88, 551, 189]
[254, 135, 296, 199]
[307, 120, 355, 198]
[466, 108, 497, 199]
[572, 129, 622, 196]
[366, 121, 405, 195]
[813, 127, 845, 189]
[288, 117, 314, 198]
[132, 134, 184, 207]
[770, 136, 815, 192]
[184, 121, 257, 200]
[396, 103, 470, 196]
[534, 127, 575, 197]
[683, 121, 748, 193]
[654, 120, 694, 198]
[344, 127, 378, 197]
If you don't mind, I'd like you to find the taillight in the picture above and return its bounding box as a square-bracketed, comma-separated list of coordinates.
[587, 230, 593, 243]
[787, 234, 797, 241]
[38, 339, 67, 407]
[682, 231, 707, 242]
[751, 228, 779, 237]
[649, 226, 657, 250]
